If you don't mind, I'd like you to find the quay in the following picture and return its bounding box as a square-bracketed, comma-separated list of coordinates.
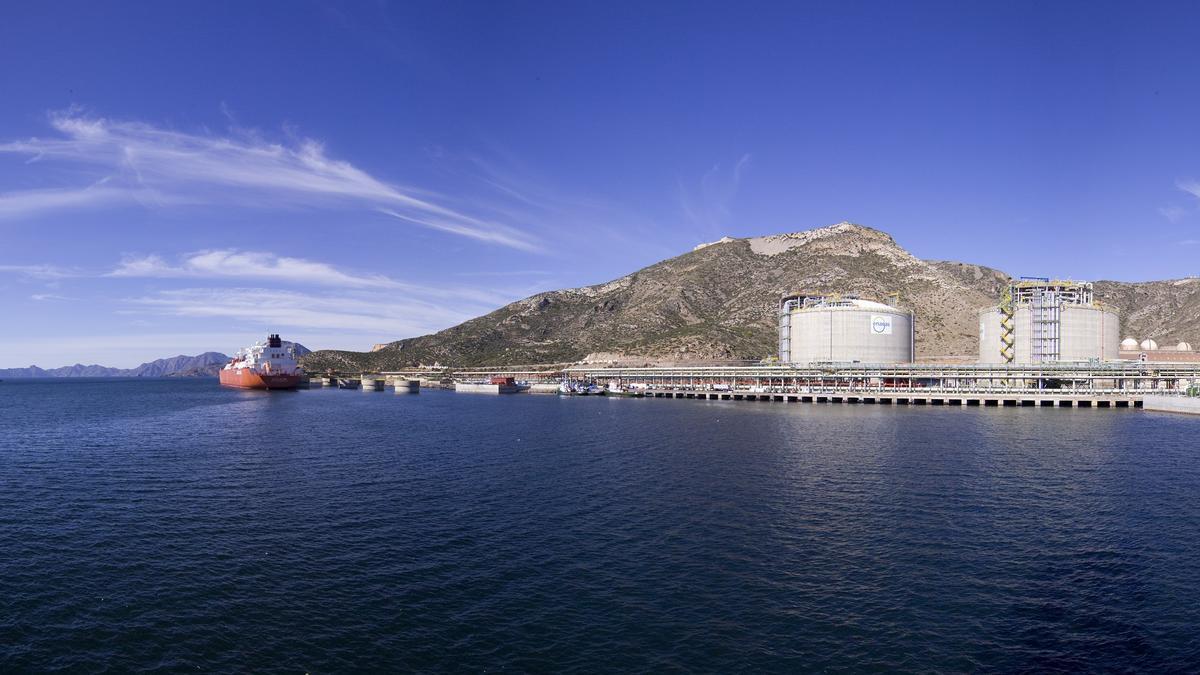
[306, 362, 1200, 411]
[1142, 395, 1200, 416]
[562, 362, 1200, 408]
[631, 389, 1138, 407]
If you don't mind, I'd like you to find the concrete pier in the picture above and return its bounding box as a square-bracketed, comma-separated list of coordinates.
[358, 374, 385, 391]
[560, 362, 1200, 411]
[392, 378, 420, 393]
[643, 388, 1139, 408]
[1142, 395, 1200, 416]
[304, 361, 1199, 410]
[455, 382, 520, 394]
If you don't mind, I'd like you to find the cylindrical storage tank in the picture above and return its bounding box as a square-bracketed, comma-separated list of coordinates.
[977, 306, 1035, 363]
[979, 308, 1006, 364]
[1059, 304, 1120, 361]
[978, 304, 1119, 363]
[786, 300, 913, 363]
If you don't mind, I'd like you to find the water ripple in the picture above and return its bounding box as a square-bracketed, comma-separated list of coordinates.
[2, 379, 1200, 671]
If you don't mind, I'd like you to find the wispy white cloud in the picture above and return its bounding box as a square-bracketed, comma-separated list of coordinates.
[124, 286, 496, 337]
[30, 293, 72, 301]
[678, 153, 752, 232]
[105, 248, 524, 307]
[1159, 205, 1187, 223]
[453, 269, 553, 277]
[107, 249, 402, 288]
[0, 183, 135, 218]
[1178, 179, 1200, 200]
[0, 110, 540, 251]
[378, 208, 540, 252]
[441, 149, 673, 258]
[0, 263, 79, 280]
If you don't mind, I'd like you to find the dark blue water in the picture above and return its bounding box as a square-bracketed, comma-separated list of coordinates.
[2, 379, 1200, 672]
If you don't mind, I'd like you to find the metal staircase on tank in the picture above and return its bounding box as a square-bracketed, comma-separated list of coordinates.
[1030, 289, 1062, 363]
[778, 296, 799, 363]
[999, 286, 1015, 363]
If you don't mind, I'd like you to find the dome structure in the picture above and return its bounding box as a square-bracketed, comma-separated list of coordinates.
[1178, 341, 1193, 352]
[1121, 337, 1139, 350]
[1140, 338, 1159, 351]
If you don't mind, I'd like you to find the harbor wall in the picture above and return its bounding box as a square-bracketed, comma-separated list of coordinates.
[1142, 395, 1200, 416]
[455, 383, 519, 394]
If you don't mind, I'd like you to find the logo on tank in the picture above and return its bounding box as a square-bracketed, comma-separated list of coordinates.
[870, 315, 893, 335]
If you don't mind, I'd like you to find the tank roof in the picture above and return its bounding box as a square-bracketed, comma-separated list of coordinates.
[792, 297, 903, 311]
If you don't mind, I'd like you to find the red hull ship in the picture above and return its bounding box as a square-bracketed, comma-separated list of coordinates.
[218, 369, 302, 390]
[220, 334, 303, 390]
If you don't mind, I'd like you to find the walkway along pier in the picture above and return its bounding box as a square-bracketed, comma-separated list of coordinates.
[309, 362, 1200, 409]
[561, 362, 1200, 408]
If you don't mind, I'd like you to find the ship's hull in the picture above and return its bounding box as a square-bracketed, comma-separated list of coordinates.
[219, 369, 301, 390]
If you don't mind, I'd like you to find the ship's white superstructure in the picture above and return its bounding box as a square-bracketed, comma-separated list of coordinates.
[219, 334, 303, 389]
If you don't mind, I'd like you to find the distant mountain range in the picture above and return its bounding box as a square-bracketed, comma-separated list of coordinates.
[300, 222, 1200, 371]
[0, 343, 311, 378]
[0, 352, 230, 378]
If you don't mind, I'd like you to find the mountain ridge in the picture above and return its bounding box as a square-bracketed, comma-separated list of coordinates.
[1, 343, 312, 378]
[0, 352, 230, 378]
[299, 222, 1200, 371]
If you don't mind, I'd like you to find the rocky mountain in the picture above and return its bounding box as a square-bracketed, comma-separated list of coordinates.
[0, 352, 230, 378]
[1, 343, 314, 379]
[300, 222, 1200, 371]
[1091, 279, 1200, 344]
[137, 352, 231, 377]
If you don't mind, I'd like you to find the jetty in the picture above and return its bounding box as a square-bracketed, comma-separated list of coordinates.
[560, 362, 1200, 408]
[1142, 394, 1200, 416]
[299, 361, 1200, 410]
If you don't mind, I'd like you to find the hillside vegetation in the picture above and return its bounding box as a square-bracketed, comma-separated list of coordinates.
[301, 223, 1200, 370]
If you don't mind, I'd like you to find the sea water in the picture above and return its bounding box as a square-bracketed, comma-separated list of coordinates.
[2, 378, 1199, 671]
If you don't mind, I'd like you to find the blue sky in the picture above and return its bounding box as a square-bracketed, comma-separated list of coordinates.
[2, 1, 1199, 367]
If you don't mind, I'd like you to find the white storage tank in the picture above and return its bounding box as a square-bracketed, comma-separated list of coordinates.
[779, 295, 914, 364]
[978, 279, 1120, 364]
